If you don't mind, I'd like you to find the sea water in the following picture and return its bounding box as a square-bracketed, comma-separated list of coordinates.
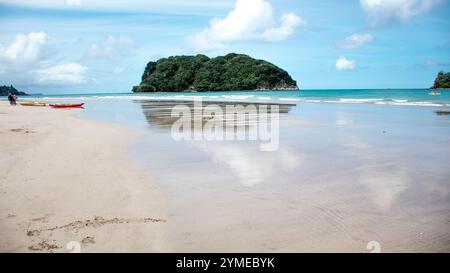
[14, 89, 450, 107]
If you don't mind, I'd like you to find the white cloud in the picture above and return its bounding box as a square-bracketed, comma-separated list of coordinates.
[186, 0, 305, 51]
[0, 32, 47, 63]
[360, 0, 442, 25]
[262, 13, 304, 41]
[85, 35, 137, 59]
[35, 63, 87, 84]
[113, 66, 125, 74]
[0, 31, 88, 86]
[66, 0, 81, 6]
[0, 1, 232, 13]
[339, 33, 374, 49]
[336, 57, 356, 71]
[422, 59, 450, 67]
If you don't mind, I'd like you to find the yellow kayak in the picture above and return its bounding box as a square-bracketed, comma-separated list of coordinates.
[19, 102, 47, 107]
[429, 92, 441, 96]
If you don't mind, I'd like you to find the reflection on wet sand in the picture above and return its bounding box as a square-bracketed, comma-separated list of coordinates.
[129, 100, 450, 252]
[134, 100, 295, 128]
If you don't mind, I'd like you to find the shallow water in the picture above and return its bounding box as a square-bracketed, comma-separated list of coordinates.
[74, 97, 450, 252]
[19, 93, 450, 252]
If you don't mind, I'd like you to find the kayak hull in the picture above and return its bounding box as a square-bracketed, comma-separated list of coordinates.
[19, 102, 47, 107]
[49, 103, 85, 108]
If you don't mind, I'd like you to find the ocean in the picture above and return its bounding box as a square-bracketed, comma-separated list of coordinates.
[13, 89, 450, 108]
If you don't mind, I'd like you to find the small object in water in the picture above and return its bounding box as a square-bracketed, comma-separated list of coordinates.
[49, 103, 84, 108]
[19, 102, 47, 107]
[435, 111, 450, 116]
[428, 92, 441, 96]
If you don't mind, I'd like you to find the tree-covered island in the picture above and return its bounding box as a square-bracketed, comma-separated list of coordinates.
[432, 71, 450, 89]
[133, 53, 299, 92]
[0, 85, 28, 96]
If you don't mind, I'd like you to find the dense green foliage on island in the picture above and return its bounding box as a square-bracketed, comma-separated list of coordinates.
[0, 85, 28, 96]
[432, 71, 450, 89]
[133, 53, 298, 92]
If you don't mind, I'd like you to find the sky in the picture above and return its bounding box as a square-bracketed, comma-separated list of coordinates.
[0, 0, 449, 94]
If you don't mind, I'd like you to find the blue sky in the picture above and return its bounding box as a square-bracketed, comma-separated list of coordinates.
[0, 0, 449, 94]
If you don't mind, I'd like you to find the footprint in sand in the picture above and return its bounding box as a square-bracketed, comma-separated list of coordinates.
[28, 240, 60, 252]
[27, 216, 166, 234]
[10, 128, 35, 133]
[27, 230, 41, 237]
[81, 236, 96, 245]
[25, 216, 165, 252]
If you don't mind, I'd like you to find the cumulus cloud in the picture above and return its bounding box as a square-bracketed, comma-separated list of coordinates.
[66, 0, 81, 6]
[339, 33, 374, 49]
[336, 57, 356, 71]
[35, 63, 87, 84]
[0, 31, 88, 86]
[113, 66, 125, 74]
[0, 1, 231, 14]
[422, 59, 450, 67]
[186, 0, 305, 51]
[261, 13, 303, 41]
[360, 0, 442, 25]
[85, 35, 137, 59]
[0, 32, 47, 63]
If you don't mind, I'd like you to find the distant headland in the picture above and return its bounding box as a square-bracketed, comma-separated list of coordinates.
[132, 53, 299, 92]
[431, 71, 450, 89]
[0, 85, 28, 96]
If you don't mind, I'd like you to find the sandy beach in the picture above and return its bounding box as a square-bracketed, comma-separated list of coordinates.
[0, 101, 167, 252]
[1, 98, 449, 253]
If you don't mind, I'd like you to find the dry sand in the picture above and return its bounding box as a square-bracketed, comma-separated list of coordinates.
[0, 102, 167, 252]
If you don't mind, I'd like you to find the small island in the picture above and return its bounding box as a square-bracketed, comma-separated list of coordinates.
[132, 53, 299, 92]
[0, 85, 28, 96]
[432, 71, 450, 89]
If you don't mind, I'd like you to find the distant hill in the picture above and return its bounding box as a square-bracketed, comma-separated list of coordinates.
[133, 53, 299, 92]
[0, 85, 28, 96]
[432, 71, 450, 89]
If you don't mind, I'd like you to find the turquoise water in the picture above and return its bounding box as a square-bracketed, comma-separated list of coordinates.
[9, 89, 450, 107]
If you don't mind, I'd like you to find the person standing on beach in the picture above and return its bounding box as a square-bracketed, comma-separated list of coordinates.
[7, 93, 17, 105]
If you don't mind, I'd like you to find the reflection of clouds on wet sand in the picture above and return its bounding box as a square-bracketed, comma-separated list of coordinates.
[133, 99, 301, 187]
[358, 165, 410, 211]
[337, 134, 411, 211]
[197, 142, 302, 187]
[336, 111, 354, 126]
[129, 99, 450, 251]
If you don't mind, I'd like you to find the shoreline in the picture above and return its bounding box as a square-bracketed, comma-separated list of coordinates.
[132, 87, 300, 93]
[0, 102, 167, 252]
[4, 88, 449, 110]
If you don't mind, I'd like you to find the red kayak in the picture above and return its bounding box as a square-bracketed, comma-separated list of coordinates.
[49, 103, 84, 108]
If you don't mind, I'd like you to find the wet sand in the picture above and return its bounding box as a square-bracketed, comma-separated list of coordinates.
[1, 99, 449, 252]
[0, 102, 167, 252]
[130, 100, 450, 252]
